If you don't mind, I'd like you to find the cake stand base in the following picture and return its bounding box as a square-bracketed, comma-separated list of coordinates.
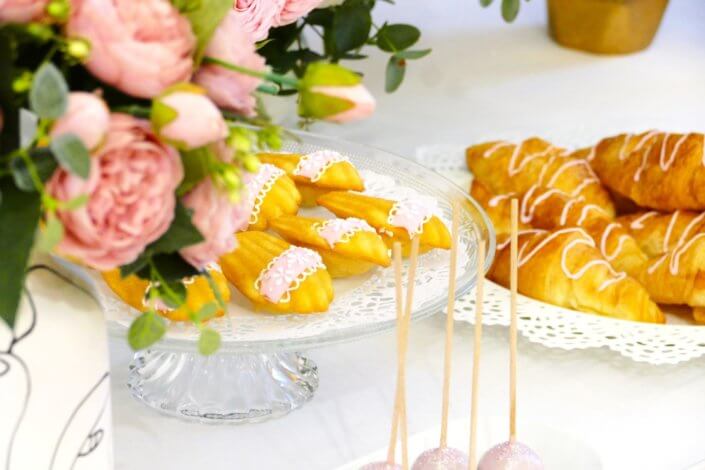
[127, 350, 318, 424]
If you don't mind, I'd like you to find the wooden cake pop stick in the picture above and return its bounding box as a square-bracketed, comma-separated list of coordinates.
[468, 241, 486, 470]
[509, 198, 519, 443]
[440, 201, 461, 448]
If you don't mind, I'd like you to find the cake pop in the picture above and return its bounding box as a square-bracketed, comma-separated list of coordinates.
[468, 242, 486, 469]
[361, 238, 420, 470]
[412, 202, 469, 470]
[477, 200, 543, 470]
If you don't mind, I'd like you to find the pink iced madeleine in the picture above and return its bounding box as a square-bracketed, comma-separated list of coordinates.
[293, 149, 348, 182]
[388, 197, 436, 237]
[317, 217, 375, 248]
[411, 447, 468, 470]
[255, 246, 323, 303]
[240, 163, 285, 224]
[478, 441, 544, 470]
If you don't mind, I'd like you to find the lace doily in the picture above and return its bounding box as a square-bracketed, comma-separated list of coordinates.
[416, 143, 705, 365]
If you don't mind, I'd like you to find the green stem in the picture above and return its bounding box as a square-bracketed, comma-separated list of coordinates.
[113, 105, 151, 118]
[256, 83, 280, 95]
[148, 260, 203, 330]
[202, 56, 300, 89]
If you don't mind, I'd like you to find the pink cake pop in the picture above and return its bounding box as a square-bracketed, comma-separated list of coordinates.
[477, 200, 543, 470]
[412, 447, 468, 470]
[360, 463, 402, 470]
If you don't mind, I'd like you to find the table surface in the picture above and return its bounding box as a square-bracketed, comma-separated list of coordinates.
[110, 2, 705, 469]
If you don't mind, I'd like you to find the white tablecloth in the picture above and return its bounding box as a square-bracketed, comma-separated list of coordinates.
[110, 2, 705, 469]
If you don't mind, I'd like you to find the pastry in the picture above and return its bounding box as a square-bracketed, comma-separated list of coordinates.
[241, 163, 301, 231]
[102, 267, 230, 322]
[270, 215, 391, 277]
[489, 228, 664, 323]
[219, 231, 333, 313]
[466, 137, 615, 217]
[571, 131, 705, 211]
[317, 191, 451, 255]
[258, 150, 364, 206]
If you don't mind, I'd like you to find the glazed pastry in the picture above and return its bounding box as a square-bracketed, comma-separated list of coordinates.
[489, 228, 664, 323]
[270, 215, 391, 277]
[258, 150, 364, 206]
[471, 180, 648, 278]
[219, 231, 333, 313]
[469, 179, 529, 235]
[571, 131, 705, 211]
[241, 163, 301, 231]
[618, 210, 705, 258]
[317, 191, 451, 255]
[466, 137, 615, 217]
[102, 267, 230, 322]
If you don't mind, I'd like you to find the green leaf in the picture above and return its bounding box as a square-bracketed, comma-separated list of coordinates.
[304, 8, 333, 26]
[502, 0, 520, 22]
[153, 280, 187, 309]
[120, 256, 149, 278]
[182, 0, 233, 64]
[50, 133, 91, 179]
[139, 253, 199, 282]
[377, 24, 420, 52]
[326, 3, 372, 57]
[394, 48, 431, 60]
[194, 302, 218, 323]
[37, 214, 64, 252]
[0, 179, 41, 327]
[148, 202, 204, 254]
[198, 327, 221, 355]
[29, 62, 68, 119]
[480, 0, 494, 6]
[385, 56, 405, 93]
[204, 270, 227, 310]
[10, 148, 57, 192]
[177, 147, 212, 196]
[128, 311, 166, 350]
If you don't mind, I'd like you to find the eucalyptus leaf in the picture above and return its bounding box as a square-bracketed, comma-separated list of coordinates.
[480, 0, 493, 6]
[10, 148, 57, 192]
[50, 133, 91, 179]
[128, 311, 166, 350]
[327, 3, 371, 57]
[194, 302, 218, 323]
[385, 56, 405, 93]
[198, 327, 221, 355]
[29, 62, 68, 119]
[394, 49, 431, 60]
[377, 24, 420, 52]
[37, 214, 64, 252]
[502, 0, 520, 22]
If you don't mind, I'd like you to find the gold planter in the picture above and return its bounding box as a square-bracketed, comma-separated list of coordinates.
[548, 0, 669, 54]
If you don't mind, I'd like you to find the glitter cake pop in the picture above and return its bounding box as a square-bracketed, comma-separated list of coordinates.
[360, 463, 402, 470]
[477, 441, 543, 470]
[412, 447, 468, 470]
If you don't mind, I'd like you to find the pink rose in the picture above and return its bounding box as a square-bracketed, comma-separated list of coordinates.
[67, 0, 196, 99]
[311, 84, 376, 123]
[154, 88, 228, 150]
[47, 114, 183, 270]
[231, 0, 283, 42]
[274, 0, 322, 27]
[194, 11, 265, 116]
[50, 92, 110, 150]
[0, 0, 47, 23]
[179, 178, 249, 270]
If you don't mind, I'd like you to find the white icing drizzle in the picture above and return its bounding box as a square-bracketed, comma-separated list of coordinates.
[600, 223, 629, 261]
[559, 197, 584, 226]
[585, 146, 597, 162]
[576, 203, 607, 226]
[662, 210, 680, 253]
[508, 143, 555, 177]
[570, 178, 599, 198]
[519, 185, 563, 224]
[618, 134, 634, 161]
[482, 141, 513, 158]
[488, 193, 516, 207]
[629, 211, 658, 230]
[609, 131, 696, 182]
[645, 211, 705, 276]
[247, 164, 285, 225]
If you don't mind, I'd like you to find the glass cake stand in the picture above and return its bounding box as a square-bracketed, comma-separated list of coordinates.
[63, 130, 495, 424]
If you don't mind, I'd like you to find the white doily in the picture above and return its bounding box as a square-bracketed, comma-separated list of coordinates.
[416, 143, 705, 365]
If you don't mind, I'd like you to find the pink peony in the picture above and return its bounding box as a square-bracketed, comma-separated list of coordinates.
[194, 11, 265, 116]
[67, 0, 196, 99]
[179, 177, 250, 270]
[0, 0, 47, 23]
[50, 92, 110, 150]
[274, 0, 322, 27]
[47, 114, 183, 270]
[231, 0, 283, 42]
[312, 84, 376, 123]
[155, 89, 228, 150]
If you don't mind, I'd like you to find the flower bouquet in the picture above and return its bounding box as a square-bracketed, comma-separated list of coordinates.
[0, 0, 432, 354]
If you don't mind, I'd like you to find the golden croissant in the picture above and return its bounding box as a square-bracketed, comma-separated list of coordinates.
[571, 131, 705, 211]
[270, 214, 391, 278]
[219, 231, 333, 313]
[489, 228, 664, 323]
[242, 163, 301, 231]
[102, 267, 230, 322]
[317, 191, 451, 255]
[258, 151, 364, 207]
[466, 137, 615, 217]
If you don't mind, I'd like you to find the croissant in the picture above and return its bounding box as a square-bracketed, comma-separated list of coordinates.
[466, 137, 615, 217]
[489, 228, 664, 323]
[618, 210, 705, 258]
[571, 131, 705, 211]
[219, 231, 333, 313]
[242, 163, 301, 231]
[102, 267, 230, 322]
[317, 191, 451, 255]
[270, 215, 391, 278]
[469, 179, 529, 235]
[258, 150, 364, 206]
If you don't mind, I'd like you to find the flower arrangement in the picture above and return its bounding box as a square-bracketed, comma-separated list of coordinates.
[0, 0, 430, 354]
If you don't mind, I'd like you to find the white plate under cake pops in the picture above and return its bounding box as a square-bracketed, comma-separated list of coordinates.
[58, 130, 495, 424]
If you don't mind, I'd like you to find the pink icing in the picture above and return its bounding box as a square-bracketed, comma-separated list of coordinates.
[239, 163, 284, 224]
[293, 150, 347, 182]
[255, 246, 324, 303]
[317, 217, 375, 248]
[388, 197, 437, 236]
